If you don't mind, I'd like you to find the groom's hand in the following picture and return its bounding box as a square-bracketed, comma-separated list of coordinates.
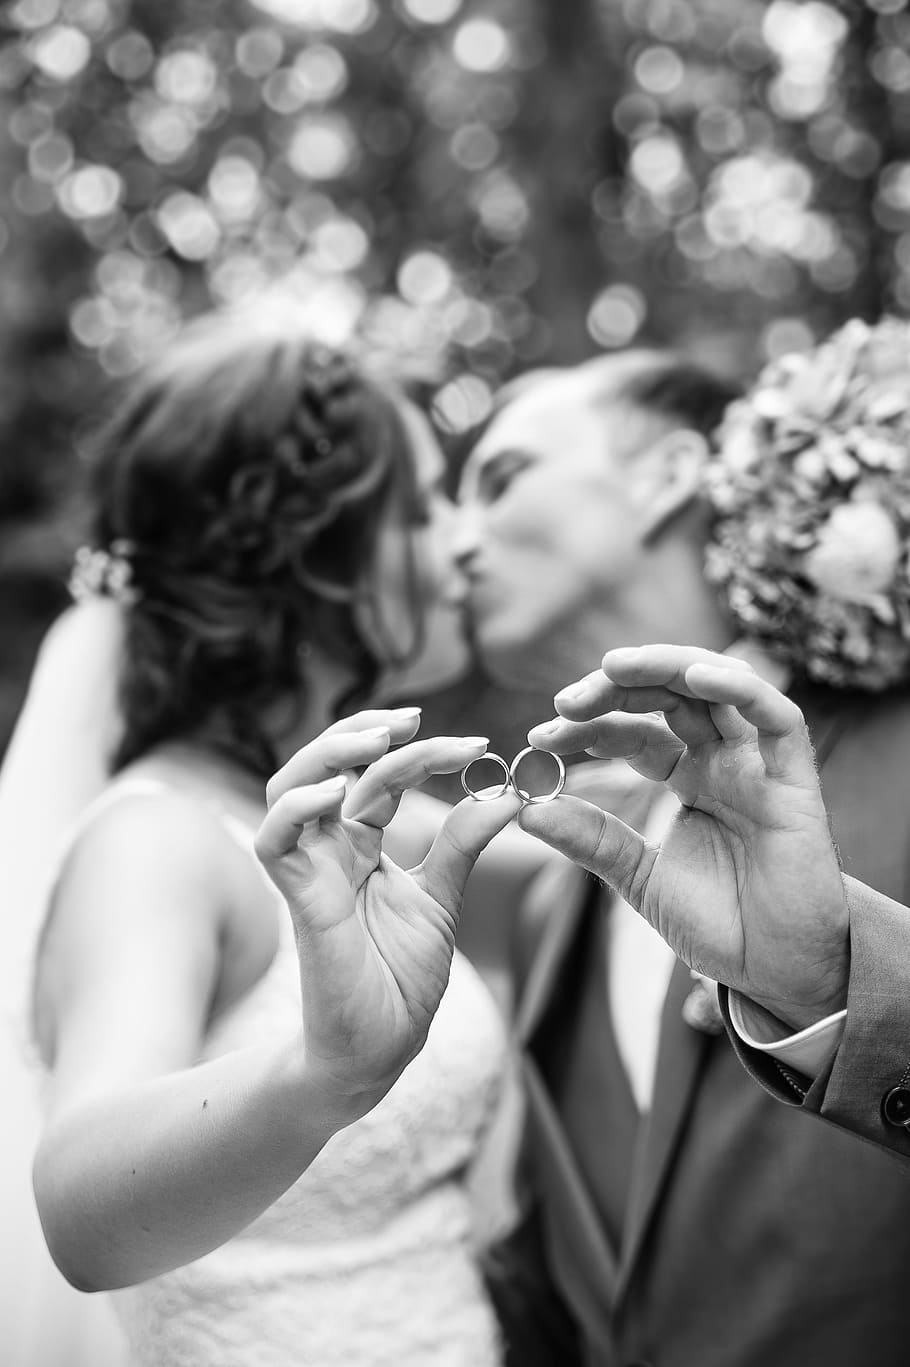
[519, 644, 850, 1030]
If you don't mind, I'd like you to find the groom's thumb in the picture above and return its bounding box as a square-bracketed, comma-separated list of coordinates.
[517, 795, 652, 911]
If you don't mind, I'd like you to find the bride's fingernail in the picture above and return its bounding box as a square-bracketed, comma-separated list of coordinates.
[361, 726, 391, 739]
[461, 735, 490, 747]
[395, 706, 422, 718]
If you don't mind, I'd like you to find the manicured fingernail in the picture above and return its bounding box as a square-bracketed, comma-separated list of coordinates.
[395, 706, 422, 717]
[320, 776, 347, 791]
[362, 726, 391, 739]
[461, 735, 490, 747]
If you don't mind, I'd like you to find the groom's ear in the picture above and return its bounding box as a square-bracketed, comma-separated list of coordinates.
[627, 428, 709, 543]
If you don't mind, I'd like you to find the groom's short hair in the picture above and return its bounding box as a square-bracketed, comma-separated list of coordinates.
[583, 352, 743, 447]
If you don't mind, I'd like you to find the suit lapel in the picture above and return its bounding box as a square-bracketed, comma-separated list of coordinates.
[515, 861, 622, 1324]
[515, 860, 595, 1047]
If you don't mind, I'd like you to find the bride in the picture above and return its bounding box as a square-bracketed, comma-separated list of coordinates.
[2, 309, 538, 1367]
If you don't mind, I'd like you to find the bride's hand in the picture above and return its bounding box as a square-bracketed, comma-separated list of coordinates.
[254, 710, 521, 1108]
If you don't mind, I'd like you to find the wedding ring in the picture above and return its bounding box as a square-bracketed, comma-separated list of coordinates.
[509, 746, 566, 803]
[460, 752, 511, 801]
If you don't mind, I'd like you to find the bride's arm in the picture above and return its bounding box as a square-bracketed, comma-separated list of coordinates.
[32, 795, 365, 1293]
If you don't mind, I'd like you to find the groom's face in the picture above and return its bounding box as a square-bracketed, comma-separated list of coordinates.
[455, 366, 647, 690]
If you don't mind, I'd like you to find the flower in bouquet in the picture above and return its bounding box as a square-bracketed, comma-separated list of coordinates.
[704, 317, 910, 691]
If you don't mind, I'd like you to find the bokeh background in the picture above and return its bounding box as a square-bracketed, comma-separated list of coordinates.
[2, 0, 909, 756]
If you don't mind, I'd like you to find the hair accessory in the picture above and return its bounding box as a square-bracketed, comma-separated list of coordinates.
[68, 540, 138, 605]
[460, 752, 511, 801]
[461, 746, 567, 803]
[705, 316, 910, 691]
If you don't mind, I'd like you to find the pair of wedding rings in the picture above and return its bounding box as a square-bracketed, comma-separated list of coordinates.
[460, 745, 566, 804]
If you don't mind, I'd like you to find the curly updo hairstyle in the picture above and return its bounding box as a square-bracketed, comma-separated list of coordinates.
[85, 314, 426, 777]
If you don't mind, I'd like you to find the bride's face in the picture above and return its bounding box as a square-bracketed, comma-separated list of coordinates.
[364, 402, 472, 702]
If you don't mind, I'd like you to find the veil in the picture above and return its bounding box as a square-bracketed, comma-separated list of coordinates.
[0, 596, 125, 1034]
[0, 596, 130, 1367]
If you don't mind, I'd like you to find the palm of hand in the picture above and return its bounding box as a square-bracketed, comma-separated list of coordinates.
[285, 817, 458, 1098]
[642, 733, 845, 1013]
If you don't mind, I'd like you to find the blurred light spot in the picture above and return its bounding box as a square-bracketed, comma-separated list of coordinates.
[133, 100, 199, 164]
[634, 45, 684, 95]
[811, 243, 859, 292]
[293, 44, 348, 101]
[208, 156, 262, 222]
[474, 173, 529, 240]
[453, 19, 510, 72]
[401, 0, 461, 21]
[209, 252, 269, 304]
[70, 295, 115, 348]
[28, 131, 74, 182]
[11, 0, 60, 29]
[432, 375, 493, 433]
[263, 68, 308, 114]
[587, 284, 646, 348]
[763, 1, 848, 55]
[629, 134, 687, 195]
[398, 249, 453, 304]
[252, 0, 376, 31]
[450, 122, 499, 171]
[675, 214, 716, 262]
[695, 107, 744, 156]
[763, 1, 846, 121]
[155, 49, 217, 105]
[444, 296, 493, 347]
[879, 162, 910, 212]
[322, 0, 376, 33]
[156, 192, 220, 259]
[762, 316, 815, 360]
[235, 28, 284, 77]
[106, 31, 154, 81]
[288, 114, 356, 178]
[644, 0, 695, 42]
[30, 24, 91, 80]
[870, 44, 910, 93]
[312, 216, 369, 270]
[58, 163, 122, 218]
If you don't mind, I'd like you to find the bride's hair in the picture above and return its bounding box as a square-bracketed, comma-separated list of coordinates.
[83, 313, 426, 777]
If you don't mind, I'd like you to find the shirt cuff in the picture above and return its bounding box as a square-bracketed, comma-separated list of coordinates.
[728, 992, 847, 1079]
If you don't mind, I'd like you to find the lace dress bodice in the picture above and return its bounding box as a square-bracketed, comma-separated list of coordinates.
[47, 784, 510, 1367]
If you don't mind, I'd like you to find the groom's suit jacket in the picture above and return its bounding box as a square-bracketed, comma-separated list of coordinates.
[491, 682, 910, 1367]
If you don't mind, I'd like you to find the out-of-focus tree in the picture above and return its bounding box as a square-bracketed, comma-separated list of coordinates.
[0, 0, 907, 753]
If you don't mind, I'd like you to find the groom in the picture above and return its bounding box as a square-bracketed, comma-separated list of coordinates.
[454, 351, 910, 1366]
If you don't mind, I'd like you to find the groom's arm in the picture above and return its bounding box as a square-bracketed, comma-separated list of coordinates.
[722, 876, 910, 1162]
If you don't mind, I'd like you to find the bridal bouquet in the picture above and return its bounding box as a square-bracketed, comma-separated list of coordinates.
[704, 316, 910, 691]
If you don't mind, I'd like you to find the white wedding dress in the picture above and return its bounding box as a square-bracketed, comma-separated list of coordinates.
[3, 604, 511, 1367]
[99, 784, 509, 1367]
